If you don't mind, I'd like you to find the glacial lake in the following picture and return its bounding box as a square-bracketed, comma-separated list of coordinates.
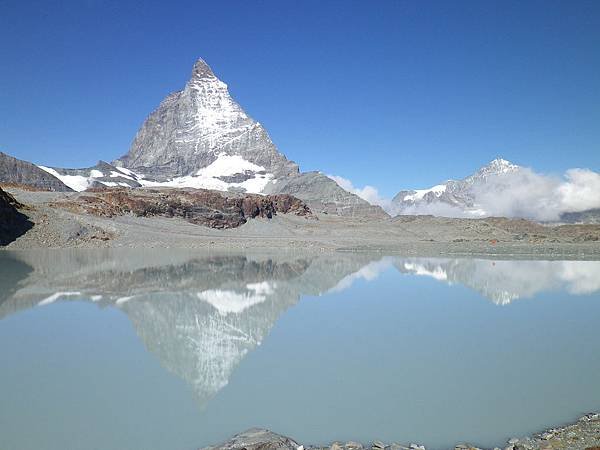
[0, 250, 599, 450]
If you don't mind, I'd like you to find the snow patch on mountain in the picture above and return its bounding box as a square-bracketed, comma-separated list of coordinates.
[138, 153, 274, 193]
[38, 153, 275, 194]
[401, 184, 447, 202]
[38, 165, 140, 192]
[38, 166, 94, 192]
[197, 281, 275, 315]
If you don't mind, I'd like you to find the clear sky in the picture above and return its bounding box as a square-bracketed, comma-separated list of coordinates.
[1, 0, 599, 197]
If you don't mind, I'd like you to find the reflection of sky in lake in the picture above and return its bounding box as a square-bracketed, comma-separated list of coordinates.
[0, 251, 599, 450]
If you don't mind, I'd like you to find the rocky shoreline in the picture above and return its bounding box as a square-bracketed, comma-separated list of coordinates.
[202, 414, 600, 450]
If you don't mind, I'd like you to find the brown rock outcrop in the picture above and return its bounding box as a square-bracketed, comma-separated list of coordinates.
[54, 187, 313, 229]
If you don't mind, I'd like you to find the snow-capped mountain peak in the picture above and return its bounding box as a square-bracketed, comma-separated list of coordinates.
[392, 158, 523, 216]
[473, 158, 520, 178]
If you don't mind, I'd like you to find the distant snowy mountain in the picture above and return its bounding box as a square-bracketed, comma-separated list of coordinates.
[392, 158, 521, 216]
[34, 58, 387, 218]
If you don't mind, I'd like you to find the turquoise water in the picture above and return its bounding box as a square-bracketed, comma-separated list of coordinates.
[1, 251, 599, 450]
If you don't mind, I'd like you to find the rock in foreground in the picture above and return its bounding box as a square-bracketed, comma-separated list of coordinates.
[0, 187, 33, 245]
[52, 187, 313, 229]
[202, 429, 301, 450]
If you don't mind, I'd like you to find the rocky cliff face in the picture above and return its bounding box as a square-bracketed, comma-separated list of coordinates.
[0, 152, 72, 191]
[0, 187, 33, 245]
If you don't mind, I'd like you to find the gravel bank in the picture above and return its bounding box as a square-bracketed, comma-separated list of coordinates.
[3, 188, 600, 257]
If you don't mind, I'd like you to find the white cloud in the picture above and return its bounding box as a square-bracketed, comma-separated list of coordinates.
[472, 167, 600, 221]
[327, 174, 394, 213]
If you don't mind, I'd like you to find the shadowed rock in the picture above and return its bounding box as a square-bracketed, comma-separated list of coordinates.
[0, 187, 33, 245]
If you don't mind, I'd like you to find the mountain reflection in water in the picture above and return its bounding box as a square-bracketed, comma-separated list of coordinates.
[1, 250, 599, 412]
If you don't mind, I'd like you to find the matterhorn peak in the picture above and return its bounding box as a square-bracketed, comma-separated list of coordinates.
[191, 57, 216, 79]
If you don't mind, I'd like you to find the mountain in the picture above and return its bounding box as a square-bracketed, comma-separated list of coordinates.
[0, 152, 72, 191]
[28, 58, 387, 219]
[115, 59, 299, 183]
[391, 158, 520, 216]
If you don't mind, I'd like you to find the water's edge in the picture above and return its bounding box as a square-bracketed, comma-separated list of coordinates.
[203, 413, 600, 450]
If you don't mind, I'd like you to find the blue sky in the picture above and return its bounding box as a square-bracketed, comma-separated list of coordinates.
[1, 0, 599, 197]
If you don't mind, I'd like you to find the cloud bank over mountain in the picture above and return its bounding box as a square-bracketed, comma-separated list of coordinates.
[330, 164, 600, 222]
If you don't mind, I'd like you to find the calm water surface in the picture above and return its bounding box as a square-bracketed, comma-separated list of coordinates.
[0, 250, 599, 450]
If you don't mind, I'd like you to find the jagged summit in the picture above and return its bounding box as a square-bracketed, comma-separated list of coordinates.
[113, 57, 299, 184]
[191, 57, 216, 79]
[475, 158, 519, 176]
